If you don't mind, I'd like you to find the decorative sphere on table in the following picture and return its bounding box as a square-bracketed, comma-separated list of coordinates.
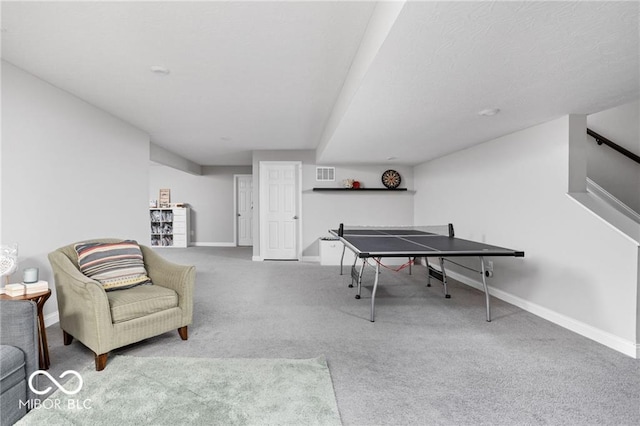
[0, 244, 18, 281]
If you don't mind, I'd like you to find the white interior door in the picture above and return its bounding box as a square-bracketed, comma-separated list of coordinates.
[236, 175, 253, 246]
[260, 162, 300, 260]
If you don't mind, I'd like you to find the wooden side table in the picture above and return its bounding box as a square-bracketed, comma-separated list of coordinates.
[0, 289, 52, 369]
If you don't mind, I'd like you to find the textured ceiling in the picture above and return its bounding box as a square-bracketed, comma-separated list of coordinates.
[317, 1, 640, 164]
[0, 1, 375, 165]
[2, 1, 639, 166]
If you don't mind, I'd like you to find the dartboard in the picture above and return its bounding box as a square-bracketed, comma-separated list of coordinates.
[381, 170, 401, 189]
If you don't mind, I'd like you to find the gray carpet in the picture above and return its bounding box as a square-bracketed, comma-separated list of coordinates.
[19, 355, 340, 426]
[42, 247, 640, 425]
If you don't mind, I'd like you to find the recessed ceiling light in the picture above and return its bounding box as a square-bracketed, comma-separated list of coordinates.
[150, 66, 170, 75]
[478, 108, 500, 116]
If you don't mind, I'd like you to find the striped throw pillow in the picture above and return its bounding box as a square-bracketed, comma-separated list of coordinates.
[75, 240, 152, 291]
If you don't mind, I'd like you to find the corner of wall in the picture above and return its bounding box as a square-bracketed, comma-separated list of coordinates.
[568, 114, 587, 193]
[150, 143, 202, 175]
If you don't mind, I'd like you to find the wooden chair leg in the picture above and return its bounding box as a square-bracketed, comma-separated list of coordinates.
[95, 353, 108, 371]
[63, 330, 73, 345]
[178, 326, 188, 340]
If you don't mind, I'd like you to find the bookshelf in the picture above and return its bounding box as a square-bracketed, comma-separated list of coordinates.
[150, 207, 190, 247]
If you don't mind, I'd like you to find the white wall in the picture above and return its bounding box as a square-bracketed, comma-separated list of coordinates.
[1, 61, 150, 320]
[303, 163, 414, 258]
[414, 116, 639, 356]
[149, 164, 251, 245]
[252, 150, 414, 259]
[586, 100, 640, 213]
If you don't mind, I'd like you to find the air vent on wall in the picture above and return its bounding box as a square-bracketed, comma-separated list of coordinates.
[316, 167, 335, 182]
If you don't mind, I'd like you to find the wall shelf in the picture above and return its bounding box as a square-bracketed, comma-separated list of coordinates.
[312, 188, 408, 191]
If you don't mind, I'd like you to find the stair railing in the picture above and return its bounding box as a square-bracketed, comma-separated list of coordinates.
[587, 128, 640, 164]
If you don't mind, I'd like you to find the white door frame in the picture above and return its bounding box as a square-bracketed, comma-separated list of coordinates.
[233, 174, 253, 247]
[259, 161, 303, 260]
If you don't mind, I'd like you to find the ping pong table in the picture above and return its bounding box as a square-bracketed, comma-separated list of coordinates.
[329, 224, 524, 322]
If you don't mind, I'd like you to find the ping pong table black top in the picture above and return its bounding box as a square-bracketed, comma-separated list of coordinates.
[329, 227, 524, 259]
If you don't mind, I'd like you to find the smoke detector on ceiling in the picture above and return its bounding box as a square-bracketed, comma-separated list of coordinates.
[478, 108, 500, 117]
[150, 66, 170, 75]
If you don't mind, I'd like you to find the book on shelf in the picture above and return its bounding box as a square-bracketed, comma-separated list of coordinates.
[4, 283, 25, 297]
[24, 280, 49, 294]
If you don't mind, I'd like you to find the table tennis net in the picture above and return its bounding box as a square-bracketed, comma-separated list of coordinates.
[338, 223, 454, 238]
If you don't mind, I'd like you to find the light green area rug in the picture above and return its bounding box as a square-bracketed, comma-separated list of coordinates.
[18, 355, 342, 426]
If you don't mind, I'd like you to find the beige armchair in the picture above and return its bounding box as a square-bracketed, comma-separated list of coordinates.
[48, 239, 195, 371]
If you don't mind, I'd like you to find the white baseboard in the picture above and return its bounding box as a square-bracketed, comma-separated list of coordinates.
[192, 242, 236, 247]
[44, 311, 59, 328]
[252, 256, 319, 262]
[444, 269, 639, 359]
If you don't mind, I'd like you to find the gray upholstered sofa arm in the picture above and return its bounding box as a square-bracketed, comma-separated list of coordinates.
[0, 299, 39, 403]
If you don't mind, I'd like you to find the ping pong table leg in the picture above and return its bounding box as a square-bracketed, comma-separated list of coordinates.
[370, 260, 380, 322]
[349, 257, 362, 288]
[425, 258, 431, 287]
[355, 260, 366, 299]
[340, 244, 346, 275]
[349, 255, 358, 288]
[480, 257, 491, 322]
[439, 258, 451, 298]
